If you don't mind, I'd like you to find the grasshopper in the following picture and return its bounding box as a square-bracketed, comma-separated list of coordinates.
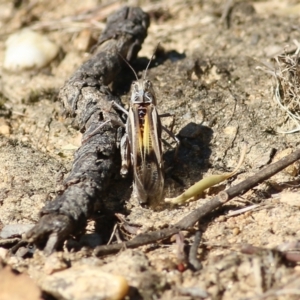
[83, 48, 179, 206]
[119, 54, 166, 206]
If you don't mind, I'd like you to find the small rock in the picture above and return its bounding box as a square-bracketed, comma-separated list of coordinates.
[15, 247, 31, 258]
[0, 224, 35, 239]
[0, 124, 10, 136]
[44, 253, 69, 275]
[73, 29, 95, 52]
[61, 144, 79, 150]
[179, 286, 208, 298]
[279, 191, 300, 207]
[0, 266, 41, 300]
[182, 112, 192, 120]
[216, 215, 226, 222]
[0, 248, 8, 260]
[99, 250, 163, 294]
[263, 45, 282, 57]
[232, 227, 240, 236]
[0, 3, 13, 23]
[0, 119, 10, 136]
[40, 265, 129, 300]
[252, 147, 276, 169]
[274, 148, 300, 176]
[4, 29, 59, 72]
[223, 126, 238, 136]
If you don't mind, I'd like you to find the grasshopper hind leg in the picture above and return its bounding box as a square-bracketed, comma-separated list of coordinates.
[159, 113, 180, 158]
[120, 133, 131, 178]
[133, 162, 164, 206]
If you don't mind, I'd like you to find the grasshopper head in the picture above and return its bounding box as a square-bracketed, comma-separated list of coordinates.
[130, 79, 156, 105]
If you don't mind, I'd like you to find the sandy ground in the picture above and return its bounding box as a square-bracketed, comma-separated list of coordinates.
[1, 0, 300, 299]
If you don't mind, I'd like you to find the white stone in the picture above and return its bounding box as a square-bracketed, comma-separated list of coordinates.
[3, 29, 59, 72]
[40, 265, 129, 300]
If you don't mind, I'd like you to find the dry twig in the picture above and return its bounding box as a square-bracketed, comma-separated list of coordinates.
[188, 230, 202, 270]
[94, 147, 300, 256]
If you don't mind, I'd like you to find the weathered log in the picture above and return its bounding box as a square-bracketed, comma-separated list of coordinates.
[24, 6, 150, 254]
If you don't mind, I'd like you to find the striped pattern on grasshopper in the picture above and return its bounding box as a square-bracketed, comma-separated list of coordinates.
[120, 77, 164, 205]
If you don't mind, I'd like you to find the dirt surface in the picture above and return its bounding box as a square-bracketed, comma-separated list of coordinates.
[1, 1, 300, 299]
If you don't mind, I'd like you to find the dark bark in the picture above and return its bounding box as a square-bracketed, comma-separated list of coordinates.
[24, 6, 150, 253]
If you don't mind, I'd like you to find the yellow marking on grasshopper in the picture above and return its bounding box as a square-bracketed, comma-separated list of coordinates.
[137, 121, 143, 159]
[165, 144, 247, 205]
[143, 113, 152, 156]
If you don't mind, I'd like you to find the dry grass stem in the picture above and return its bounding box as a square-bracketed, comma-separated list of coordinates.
[258, 40, 300, 133]
[226, 204, 259, 217]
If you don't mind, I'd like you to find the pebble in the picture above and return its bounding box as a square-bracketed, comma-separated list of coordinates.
[263, 44, 282, 57]
[0, 247, 8, 260]
[0, 123, 10, 136]
[40, 265, 129, 300]
[274, 148, 300, 176]
[0, 118, 10, 136]
[0, 224, 35, 239]
[232, 227, 240, 236]
[0, 267, 41, 300]
[223, 126, 238, 136]
[15, 247, 31, 258]
[73, 29, 94, 52]
[216, 215, 226, 222]
[3, 29, 59, 72]
[44, 253, 69, 275]
[279, 191, 300, 207]
[179, 286, 208, 298]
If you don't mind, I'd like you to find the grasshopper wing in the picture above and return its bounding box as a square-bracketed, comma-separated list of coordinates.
[128, 105, 164, 205]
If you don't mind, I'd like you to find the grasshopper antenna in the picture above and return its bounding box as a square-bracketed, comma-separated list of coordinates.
[118, 53, 139, 81]
[143, 42, 160, 80]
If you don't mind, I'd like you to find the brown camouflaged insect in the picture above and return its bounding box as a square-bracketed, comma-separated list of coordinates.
[119, 52, 165, 205]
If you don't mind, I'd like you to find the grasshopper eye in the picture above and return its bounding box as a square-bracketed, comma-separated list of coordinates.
[143, 80, 155, 103]
[144, 80, 152, 90]
[144, 91, 153, 103]
[132, 82, 138, 91]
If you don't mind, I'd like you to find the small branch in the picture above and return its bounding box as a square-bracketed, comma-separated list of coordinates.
[94, 147, 300, 256]
[226, 204, 259, 217]
[188, 230, 202, 270]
